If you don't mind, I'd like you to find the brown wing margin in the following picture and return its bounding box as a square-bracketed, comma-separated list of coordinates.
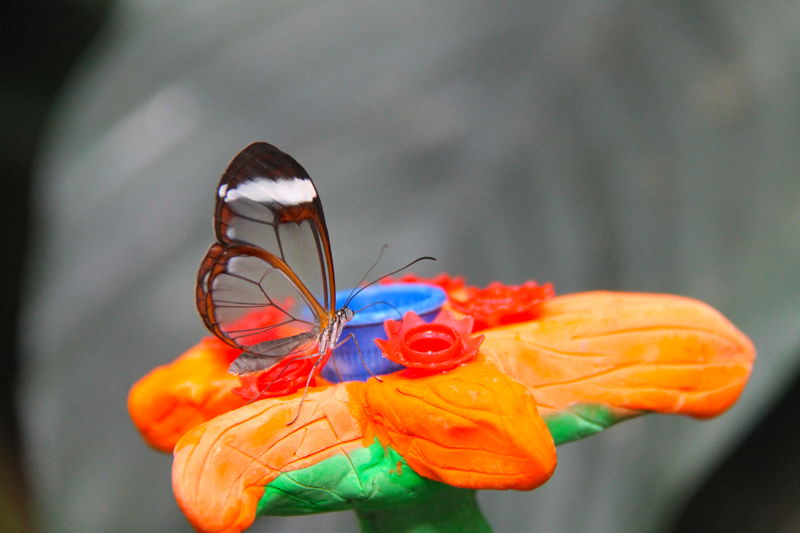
[213, 142, 336, 313]
[196, 243, 330, 355]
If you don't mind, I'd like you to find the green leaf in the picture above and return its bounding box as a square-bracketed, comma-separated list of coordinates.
[259, 440, 492, 532]
[543, 404, 641, 446]
[258, 439, 440, 516]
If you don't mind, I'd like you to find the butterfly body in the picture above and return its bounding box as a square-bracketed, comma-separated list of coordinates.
[197, 142, 348, 378]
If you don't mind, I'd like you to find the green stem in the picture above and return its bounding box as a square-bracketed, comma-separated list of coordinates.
[355, 488, 491, 533]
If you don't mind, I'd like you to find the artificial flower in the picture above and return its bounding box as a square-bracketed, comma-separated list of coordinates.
[129, 279, 754, 533]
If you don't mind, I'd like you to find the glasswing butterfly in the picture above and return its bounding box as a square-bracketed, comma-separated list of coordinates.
[196, 142, 432, 387]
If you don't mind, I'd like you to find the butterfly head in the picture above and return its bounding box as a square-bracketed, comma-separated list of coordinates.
[338, 307, 355, 323]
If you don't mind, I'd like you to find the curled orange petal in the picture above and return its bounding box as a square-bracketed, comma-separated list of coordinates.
[172, 382, 366, 533]
[128, 339, 247, 452]
[479, 291, 755, 417]
[363, 362, 556, 491]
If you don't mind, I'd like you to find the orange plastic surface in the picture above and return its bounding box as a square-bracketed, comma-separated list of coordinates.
[479, 291, 755, 417]
[128, 339, 247, 452]
[135, 290, 755, 532]
[363, 362, 556, 490]
[171, 364, 559, 531]
[172, 383, 366, 533]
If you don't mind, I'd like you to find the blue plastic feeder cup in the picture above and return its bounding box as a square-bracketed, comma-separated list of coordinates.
[321, 283, 446, 383]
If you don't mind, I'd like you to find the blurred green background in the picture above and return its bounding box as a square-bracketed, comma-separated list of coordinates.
[3, 1, 800, 532]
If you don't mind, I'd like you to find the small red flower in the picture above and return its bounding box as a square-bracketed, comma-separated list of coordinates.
[449, 281, 555, 332]
[375, 310, 483, 377]
[232, 354, 321, 401]
[209, 298, 321, 400]
[380, 273, 466, 294]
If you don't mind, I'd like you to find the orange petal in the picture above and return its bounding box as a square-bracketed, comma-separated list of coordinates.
[172, 382, 366, 533]
[480, 291, 755, 418]
[363, 362, 556, 491]
[128, 340, 247, 452]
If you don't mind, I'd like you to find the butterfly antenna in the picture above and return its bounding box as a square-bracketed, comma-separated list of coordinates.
[354, 300, 403, 320]
[344, 244, 388, 305]
[344, 255, 436, 308]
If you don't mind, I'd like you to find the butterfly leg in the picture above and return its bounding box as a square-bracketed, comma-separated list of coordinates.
[253, 362, 292, 402]
[286, 351, 328, 426]
[336, 333, 383, 383]
[326, 343, 346, 383]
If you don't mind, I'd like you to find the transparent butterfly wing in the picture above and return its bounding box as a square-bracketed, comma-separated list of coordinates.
[214, 142, 334, 311]
[197, 244, 320, 374]
[196, 143, 337, 373]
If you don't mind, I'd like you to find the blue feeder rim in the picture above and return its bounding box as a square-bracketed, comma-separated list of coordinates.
[321, 283, 447, 382]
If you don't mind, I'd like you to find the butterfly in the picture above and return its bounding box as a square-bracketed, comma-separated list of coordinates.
[196, 141, 355, 382]
[196, 142, 432, 387]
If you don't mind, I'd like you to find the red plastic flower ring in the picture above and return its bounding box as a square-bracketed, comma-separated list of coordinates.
[375, 310, 483, 377]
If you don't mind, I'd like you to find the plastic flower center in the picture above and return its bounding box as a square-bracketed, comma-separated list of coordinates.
[375, 310, 484, 375]
[403, 323, 461, 363]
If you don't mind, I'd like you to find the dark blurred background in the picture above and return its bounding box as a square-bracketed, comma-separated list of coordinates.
[1, 2, 110, 531]
[3, 1, 800, 532]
